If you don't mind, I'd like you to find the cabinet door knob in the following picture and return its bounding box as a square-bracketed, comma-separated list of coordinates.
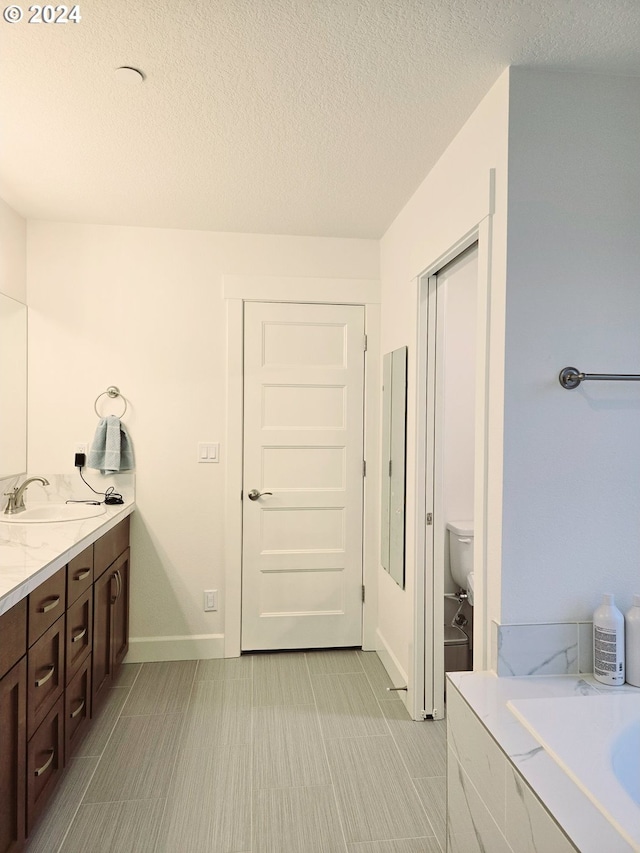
[35, 665, 55, 688]
[34, 749, 55, 777]
[70, 698, 86, 719]
[40, 596, 61, 613]
[110, 573, 118, 605]
[71, 627, 87, 644]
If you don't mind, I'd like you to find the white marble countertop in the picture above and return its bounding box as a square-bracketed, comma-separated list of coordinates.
[0, 499, 135, 616]
[448, 670, 640, 853]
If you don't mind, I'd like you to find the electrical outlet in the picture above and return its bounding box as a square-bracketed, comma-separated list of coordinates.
[75, 443, 87, 455]
[204, 589, 218, 612]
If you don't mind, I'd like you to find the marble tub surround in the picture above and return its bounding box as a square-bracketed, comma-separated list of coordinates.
[447, 671, 640, 852]
[0, 497, 134, 615]
[509, 693, 640, 848]
[494, 619, 594, 677]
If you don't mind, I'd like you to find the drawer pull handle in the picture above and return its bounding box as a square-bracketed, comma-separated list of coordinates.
[75, 569, 91, 581]
[71, 627, 87, 644]
[35, 665, 55, 688]
[70, 698, 86, 719]
[40, 596, 61, 614]
[34, 749, 55, 777]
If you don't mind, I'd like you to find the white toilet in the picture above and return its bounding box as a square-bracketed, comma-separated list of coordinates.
[446, 520, 474, 604]
[444, 520, 474, 681]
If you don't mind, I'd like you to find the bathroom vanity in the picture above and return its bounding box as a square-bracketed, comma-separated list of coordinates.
[0, 503, 133, 852]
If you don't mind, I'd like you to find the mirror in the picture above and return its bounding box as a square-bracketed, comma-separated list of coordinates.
[0, 292, 27, 478]
[381, 346, 407, 588]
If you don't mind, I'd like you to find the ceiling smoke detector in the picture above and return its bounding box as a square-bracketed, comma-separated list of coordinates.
[114, 66, 146, 83]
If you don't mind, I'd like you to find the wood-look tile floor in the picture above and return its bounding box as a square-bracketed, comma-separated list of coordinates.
[25, 650, 446, 853]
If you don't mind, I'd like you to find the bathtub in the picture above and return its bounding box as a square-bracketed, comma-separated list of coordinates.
[508, 693, 640, 850]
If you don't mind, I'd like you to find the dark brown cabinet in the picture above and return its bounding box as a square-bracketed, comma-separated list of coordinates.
[27, 568, 65, 648]
[93, 518, 130, 710]
[0, 599, 27, 853]
[0, 599, 26, 679]
[66, 544, 94, 606]
[65, 655, 91, 759]
[93, 548, 130, 707]
[0, 657, 26, 853]
[65, 586, 92, 684]
[26, 693, 64, 834]
[27, 614, 65, 738]
[0, 513, 131, 850]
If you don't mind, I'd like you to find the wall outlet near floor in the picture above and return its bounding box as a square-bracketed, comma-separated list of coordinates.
[204, 589, 218, 611]
[75, 442, 87, 455]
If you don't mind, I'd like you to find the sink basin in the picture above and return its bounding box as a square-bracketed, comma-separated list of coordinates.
[0, 503, 107, 523]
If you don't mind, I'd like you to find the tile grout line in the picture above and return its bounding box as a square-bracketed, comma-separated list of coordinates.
[150, 661, 199, 853]
[304, 651, 350, 853]
[47, 663, 146, 853]
[358, 651, 444, 850]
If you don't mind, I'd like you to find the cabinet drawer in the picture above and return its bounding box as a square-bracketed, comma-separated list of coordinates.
[28, 568, 66, 647]
[65, 655, 91, 759]
[27, 615, 65, 739]
[26, 693, 64, 836]
[66, 544, 94, 606]
[65, 587, 92, 685]
[0, 598, 27, 680]
[94, 517, 130, 579]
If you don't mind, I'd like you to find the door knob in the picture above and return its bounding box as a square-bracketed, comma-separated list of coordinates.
[248, 489, 273, 501]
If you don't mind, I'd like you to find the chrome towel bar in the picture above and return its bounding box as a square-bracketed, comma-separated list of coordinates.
[559, 366, 640, 390]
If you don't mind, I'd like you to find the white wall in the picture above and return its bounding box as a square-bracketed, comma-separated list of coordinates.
[0, 197, 26, 301]
[26, 222, 378, 655]
[378, 70, 510, 682]
[501, 69, 640, 624]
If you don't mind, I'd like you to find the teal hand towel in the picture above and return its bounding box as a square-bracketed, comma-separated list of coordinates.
[87, 416, 135, 474]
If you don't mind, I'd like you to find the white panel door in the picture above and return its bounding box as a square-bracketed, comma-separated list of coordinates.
[242, 301, 365, 651]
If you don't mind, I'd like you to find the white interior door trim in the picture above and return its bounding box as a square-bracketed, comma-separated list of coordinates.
[224, 275, 380, 303]
[412, 218, 492, 720]
[224, 276, 381, 658]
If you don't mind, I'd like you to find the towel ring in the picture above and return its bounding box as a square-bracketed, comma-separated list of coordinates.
[94, 386, 128, 418]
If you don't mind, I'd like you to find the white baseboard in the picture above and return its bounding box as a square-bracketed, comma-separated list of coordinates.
[125, 633, 225, 663]
[375, 627, 411, 712]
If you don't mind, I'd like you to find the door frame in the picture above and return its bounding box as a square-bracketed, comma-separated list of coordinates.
[223, 276, 381, 658]
[412, 217, 492, 720]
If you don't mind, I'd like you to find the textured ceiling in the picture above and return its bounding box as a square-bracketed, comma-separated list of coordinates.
[2, 0, 640, 238]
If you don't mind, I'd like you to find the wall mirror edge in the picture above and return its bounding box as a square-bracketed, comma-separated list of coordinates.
[380, 345, 407, 589]
[0, 290, 28, 479]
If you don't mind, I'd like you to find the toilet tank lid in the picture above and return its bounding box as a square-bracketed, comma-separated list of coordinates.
[446, 520, 473, 536]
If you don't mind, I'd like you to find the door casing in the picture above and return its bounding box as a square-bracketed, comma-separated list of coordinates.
[413, 219, 492, 721]
[223, 275, 381, 658]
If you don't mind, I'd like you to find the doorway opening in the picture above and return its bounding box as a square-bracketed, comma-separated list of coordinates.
[412, 222, 491, 721]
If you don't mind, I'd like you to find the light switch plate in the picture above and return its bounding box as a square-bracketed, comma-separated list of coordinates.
[204, 589, 218, 611]
[198, 442, 219, 463]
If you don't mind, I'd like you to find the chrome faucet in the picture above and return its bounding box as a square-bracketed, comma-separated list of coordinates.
[3, 476, 50, 514]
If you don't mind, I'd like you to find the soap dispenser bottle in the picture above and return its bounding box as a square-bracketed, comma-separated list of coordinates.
[593, 594, 625, 686]
[625, 594, 640, 688]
